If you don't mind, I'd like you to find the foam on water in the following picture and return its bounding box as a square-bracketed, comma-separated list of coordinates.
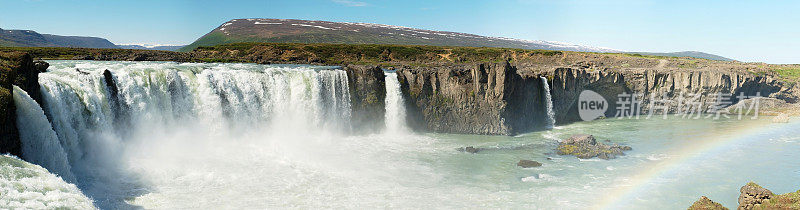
[0, 155, 95, 209]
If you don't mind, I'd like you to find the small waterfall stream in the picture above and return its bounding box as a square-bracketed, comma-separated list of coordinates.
[384, 71, 408, 134]
[541, 77, 556, 129]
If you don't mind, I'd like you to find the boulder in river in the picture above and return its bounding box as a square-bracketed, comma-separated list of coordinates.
[517, 160, 542, 168]
[457, 146, 482, 154]
[556, 134, 632, 159]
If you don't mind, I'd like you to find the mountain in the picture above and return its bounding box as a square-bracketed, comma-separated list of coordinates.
[117, 44, 185, 51]
[629, 51, 734, 61]
[0, 28, 118, 49]
[180, 18, 620, 52]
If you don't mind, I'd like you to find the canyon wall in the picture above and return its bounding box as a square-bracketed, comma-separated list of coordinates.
[396, 62, 547, 135]
[548, 67, 789, 124]
[393, 61, 793, 134]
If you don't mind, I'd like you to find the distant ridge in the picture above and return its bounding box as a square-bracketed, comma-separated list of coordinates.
[117, 44, 185, 51]
[629, 51, 734, 61]
[180, 18, 621, 52]
[0, 28, 118, 49]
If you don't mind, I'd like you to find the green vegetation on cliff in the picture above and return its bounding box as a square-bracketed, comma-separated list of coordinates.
[773, 67, 800, 84]
[194, 42, 562, 65]
[761, 189, 800, 209]
[0, 47, 188, 61]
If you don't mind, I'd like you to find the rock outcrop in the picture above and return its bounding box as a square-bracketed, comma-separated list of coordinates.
[691, 182, 800, 210]
[0, 52, 46, 157]
[738, 182, 774, 210]
[556, 134, 632, 159]
[517, 160, 542, 168]
[457, 146, 481, 154]
[689, 196, 728, 210]
[344, 65, 386, 134]
[396, 62, 547, 135]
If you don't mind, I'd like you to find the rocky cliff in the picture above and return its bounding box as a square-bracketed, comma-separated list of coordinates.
[392, 58, 794, 134]
[396, 62, 547, 135]
[547, 66, 789, 124]
[344, 65, 386, 133]
[0, 52, 46, 156]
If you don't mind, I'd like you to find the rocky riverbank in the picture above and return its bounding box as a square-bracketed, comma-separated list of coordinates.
[689, 182, 800, 210]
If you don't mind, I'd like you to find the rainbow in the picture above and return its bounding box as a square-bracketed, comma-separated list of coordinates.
[594, 117, 791, 209]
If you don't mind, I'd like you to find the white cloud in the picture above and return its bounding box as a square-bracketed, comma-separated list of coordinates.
[332, 0, 368, 7]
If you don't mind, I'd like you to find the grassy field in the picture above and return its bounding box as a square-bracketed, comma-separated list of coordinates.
[194, 42, 565, 65]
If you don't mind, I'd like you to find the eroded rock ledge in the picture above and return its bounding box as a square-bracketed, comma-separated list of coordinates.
[0, 52, 46, 157]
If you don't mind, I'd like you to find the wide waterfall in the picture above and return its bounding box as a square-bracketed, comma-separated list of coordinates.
[540, 77, 556, 129]
[21, 60, 353, 208]
[384, 71, 408, 134]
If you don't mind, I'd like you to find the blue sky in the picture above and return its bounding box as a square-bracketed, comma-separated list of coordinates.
[1, 0, 799, 63]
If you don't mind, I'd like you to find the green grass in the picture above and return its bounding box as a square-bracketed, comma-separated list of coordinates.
[773, 67, 800, 83]
[763, 189, 800, 209]
[194, 42, 564, 65]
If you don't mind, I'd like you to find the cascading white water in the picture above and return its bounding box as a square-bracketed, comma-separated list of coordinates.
[28, 61, 352, 208]
[540, 77, 556, 129]
[12, 86, 75, 183]
[384, 72, 408, 134]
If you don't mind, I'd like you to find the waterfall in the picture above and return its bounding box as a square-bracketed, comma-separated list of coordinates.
[28, 61, 353, 208]
[384, 71, 408, 134]
[541, 77, 556, 129]
[13, 86, 76, 183]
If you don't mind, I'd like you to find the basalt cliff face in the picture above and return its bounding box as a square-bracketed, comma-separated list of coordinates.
[396, 62, 547, 135]
[546, 66, 790, 124]
[344, 65, 386, 133]
[393, 62, 793, 134]
[0, 52, 46, 156]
